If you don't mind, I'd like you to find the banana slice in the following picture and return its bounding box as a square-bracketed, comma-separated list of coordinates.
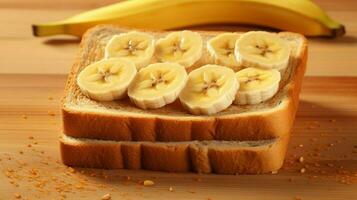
[77, 58, 137, 101]
[179, 64, 239, 115]
[128, 63, 187, 109]
[104, 31, 155, 69]
[235, 31, 291, 70]
[207, 33, 242, 71]
[155, 31, 203, 68]
[234, 67, 281, 105]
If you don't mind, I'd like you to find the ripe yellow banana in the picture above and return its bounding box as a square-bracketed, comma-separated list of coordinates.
[32, 0, 345, 37]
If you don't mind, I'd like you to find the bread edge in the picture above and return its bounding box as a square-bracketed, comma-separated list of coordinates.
[59, 134, 289, 174]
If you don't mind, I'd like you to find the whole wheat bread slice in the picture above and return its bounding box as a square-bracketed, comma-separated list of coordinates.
[62, 25, 307, 142]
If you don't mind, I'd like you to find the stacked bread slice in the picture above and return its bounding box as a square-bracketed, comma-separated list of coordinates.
[60, 25, 307, 174]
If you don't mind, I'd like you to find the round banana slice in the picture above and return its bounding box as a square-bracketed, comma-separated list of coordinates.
[155, 31, 203, 68]
[235, 31, 291, 70]
[77, 58, 137, 101]
[207, 33, 241, 71]
[234, 67, 281, 105]
[128, 63, 187, 109]
[179, 64, 239, 115]
[104, 31, 155, 69]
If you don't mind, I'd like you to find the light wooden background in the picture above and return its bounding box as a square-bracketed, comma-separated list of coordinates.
[0, 0, 357, 76]
[0, 0, 357, 200]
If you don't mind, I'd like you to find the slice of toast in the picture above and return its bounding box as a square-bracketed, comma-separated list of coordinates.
[62, 25, 307, 142]
[60, 134, 289, 174]
[60, 25, 307, 174]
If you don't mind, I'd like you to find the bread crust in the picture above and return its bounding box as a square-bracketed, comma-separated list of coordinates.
[62, 25, 308, 142]
[60, 135, 288, 174]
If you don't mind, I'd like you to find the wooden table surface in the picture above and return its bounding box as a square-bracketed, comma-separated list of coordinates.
[1, 0, 357, 199]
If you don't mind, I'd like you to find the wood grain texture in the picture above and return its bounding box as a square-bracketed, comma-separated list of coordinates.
[0, 0, 357, 75]
[0, 75, 356, 199]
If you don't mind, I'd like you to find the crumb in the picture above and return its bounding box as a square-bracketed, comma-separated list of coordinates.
[27, 144, 32, 148]
[169, 186, 173, 192]
[143, 180, 155, 186]
[101, 193, 111, 200]
[28, 136, 34, 140]
[300, 168, 306, 173]
[194, 177, 202, 182]
[295, 196, 302, 200]
[19, 150, 23, 154]
[48, 96, 54, 100]
[299, 144, 303, 148]
[271, 170, 278, 174]
[14, 193, 21, 199]
[125, 176, 131, 181]
[299, 157, 304, 163]
[329, 119, 336, 122]
[68, 167, 75, 173]
[22, 114, 27, 119]
[47, 111, 56, 116]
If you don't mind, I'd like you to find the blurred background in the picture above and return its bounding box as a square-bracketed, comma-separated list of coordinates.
[0, 0, 356, 76]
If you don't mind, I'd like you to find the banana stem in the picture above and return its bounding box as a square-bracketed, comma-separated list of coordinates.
[32, 23, 66, 37]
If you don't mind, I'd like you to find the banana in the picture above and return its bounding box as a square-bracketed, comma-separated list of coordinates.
[207, 33, 241, 71]
[234, 67, 281, 105]
[128, 63, 187, 109]
[105, 31, 155, 69]
[179, 64, 238, 115]
[77, 58, 137, 101]
[235, 31, 291, 70]
[155, 31, 203, 68]
[32, 0, 345, 38]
